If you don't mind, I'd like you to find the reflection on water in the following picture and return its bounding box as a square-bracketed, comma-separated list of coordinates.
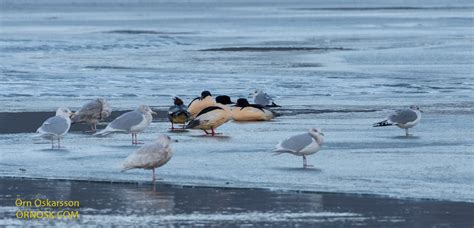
[0, 178, 473, 226]
[273, 167, 323, 173]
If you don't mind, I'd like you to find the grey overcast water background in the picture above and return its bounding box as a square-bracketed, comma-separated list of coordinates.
[1, 0, 474, 217]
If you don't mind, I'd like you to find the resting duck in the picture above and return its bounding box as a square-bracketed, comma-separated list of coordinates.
[232, 98, 273, 121]
[188, 91, 216, 117]
[215, 95, 234, 106]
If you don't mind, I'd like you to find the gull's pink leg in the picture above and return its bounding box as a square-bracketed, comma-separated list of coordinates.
[152, 168, 157, 191]
[211, 127, 215, 136]
[303, 155, 313, 168]
[134, 134, 139, 144]
[135, 134, 144, 144]
[57, 138, 61, 148]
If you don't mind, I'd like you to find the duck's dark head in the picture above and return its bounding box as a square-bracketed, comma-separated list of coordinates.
[236, 98, 250, 107]
[201, 91, 212, 99]
[173, 97, 184, 106]
[215, 95, 233, 105]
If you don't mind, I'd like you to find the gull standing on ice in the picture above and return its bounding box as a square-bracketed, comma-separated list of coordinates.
[94, 105, 156, 144]
[122, 135, 173, 183]
[250, 89, 280, 107]
[232, 98, 273, 121]
[274, 128, 325, 168]
[36, 107, 73, 149]
[168, 97, 191, 130]
[188, 91, 216, 117]
[71, 98, 112, 132]
[373, 105, 423, 136]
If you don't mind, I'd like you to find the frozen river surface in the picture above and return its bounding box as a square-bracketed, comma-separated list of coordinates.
[0, 0, 473, 202]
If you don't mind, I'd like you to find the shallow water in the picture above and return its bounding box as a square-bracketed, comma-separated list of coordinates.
[0, 0, 473, 203]
[1, 178, 474, 226]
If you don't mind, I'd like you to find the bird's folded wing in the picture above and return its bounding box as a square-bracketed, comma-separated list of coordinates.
[389, 109, 417, 124]
[109, 111, 144, 130]
[38, 116, 69, 134]
[277, 133, 313, 153]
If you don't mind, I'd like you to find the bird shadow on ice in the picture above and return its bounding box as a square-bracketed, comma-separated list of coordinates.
[38, 148, 70, 153]
[390, 135, 421, 140]
[105, 145, 142, 149]
[190, 135, 231, 140]
[273, 167, 322, 173]
[167, 129, 189, 133]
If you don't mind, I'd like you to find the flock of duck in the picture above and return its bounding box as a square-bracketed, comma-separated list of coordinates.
[36, 90, 422, 182]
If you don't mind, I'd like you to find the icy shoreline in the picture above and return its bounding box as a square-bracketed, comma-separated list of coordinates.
[1, 109, 473, 202]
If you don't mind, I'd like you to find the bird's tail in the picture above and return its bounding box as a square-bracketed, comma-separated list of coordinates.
[185, 119, 200, 129]
[33, 132, 43, 138]
[373, 120, 393, 127]
[93, 127, 113, 136]
[272, 147, 292, 155]
[269, 102, 281, 107]
[121, 166, 133, 172]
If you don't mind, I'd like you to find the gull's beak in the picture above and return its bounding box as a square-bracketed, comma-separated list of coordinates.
[151, 111, 158, 116]
[320, 132, 325, 136]
[420, 109, 424, 113]
[173, 139, 179, 142]
[69, 112, 76, 117]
